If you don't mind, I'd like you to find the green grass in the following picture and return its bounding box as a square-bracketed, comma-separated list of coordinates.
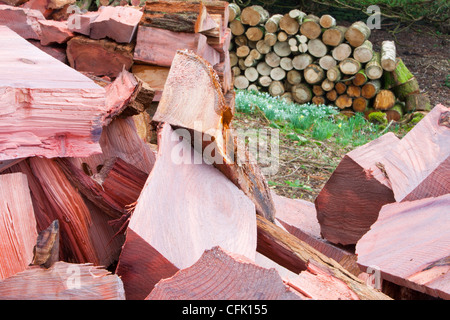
[235, 90, 397, 148]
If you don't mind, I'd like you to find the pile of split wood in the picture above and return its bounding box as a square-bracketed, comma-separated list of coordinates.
[228, 4, 431, 120]
[0, 1, 448, 301]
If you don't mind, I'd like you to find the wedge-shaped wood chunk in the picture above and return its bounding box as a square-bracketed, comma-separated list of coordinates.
[356, 194, 450, 300]
[152, 49, 275, 222]
[146, 246, 305, 300]
[0, 173, 38, 280]
[0, 262, 125, 300]
[0, 26, 106, 161]
[116, 123, 256, 300]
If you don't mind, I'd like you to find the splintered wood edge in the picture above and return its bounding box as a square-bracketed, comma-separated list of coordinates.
[175, 49, 232, 126]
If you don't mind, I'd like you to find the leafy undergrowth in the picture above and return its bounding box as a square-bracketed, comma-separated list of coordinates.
[232, 90, 410, 201]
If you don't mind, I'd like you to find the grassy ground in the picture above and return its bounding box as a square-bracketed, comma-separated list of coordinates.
[232, 90, 412, 201]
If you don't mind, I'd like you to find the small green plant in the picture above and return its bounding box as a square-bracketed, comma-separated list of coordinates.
[445, 74, 450, 88]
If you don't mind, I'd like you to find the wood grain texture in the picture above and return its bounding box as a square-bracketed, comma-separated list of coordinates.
[147, 246, 305, 300]
[0, 173, 38, 280]
[116, 123, 256, 299]
[356, 194, 450, 299]
[0, 262, 125, 300]
[0, 5, 45, 40]
[0, 26, 106, 161]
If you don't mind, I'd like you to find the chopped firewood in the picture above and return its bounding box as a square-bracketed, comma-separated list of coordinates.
[272, 192, 361, 277]
[66, 35, 134, 78]
[89, 5, 143, 43]
[0, 173, 38, 280]
[356, 194, 450, 300]
[147, 246, 305, 300]
[67, 11, 100, 36]
[0, 26, 107, 161]
[0, 262, 125, 300]
[152, 49, 276, 222]
[116, 123, 257, 300]
[315, 133, 399, 245]
[38, 19, 74, 45]
[133, 25, 219, 67]
[0, 5, 45, 40]
[256, 214, 391, 300]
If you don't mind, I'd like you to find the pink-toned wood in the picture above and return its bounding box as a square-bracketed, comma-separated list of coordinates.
[133, 25, 219, 67]
[0, 26, 106, 161]
[66, 35, 134, 78]
[273, 192, 360, 276]
[67, 10, 100, 36]
[131, 64, 170, 101]
[382, 104, 450, 202]
[21, 0, 53, 18]
[152, 50, 275, 222]
[38, 19, 74, 45]
[146, 246, 305, 300]
[0, 262, 125, 300]
[356, 194, 450, 300]
[287, 260, 360, 300]
[0, 173, 38, 280]
[28, 39, 68, 63]
[0, 5, 45, 40]
[89, 5, 143, 43]
[116, 123, 256, 299]
[315, 132, 400, 245]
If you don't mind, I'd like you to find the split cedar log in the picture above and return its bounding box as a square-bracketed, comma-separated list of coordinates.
[240, 5, 269, 26]
[132, 62, 171, 102]
[373, 89, 396, 110]
[315, 132, 399, 245]
[365, 51, 383, 80]
[141, 1, 217, 34]
[133, 25, 219, 67]
[300, 14, 321, 39]
[146, 246, 305, 300]
[0, 262, 125, 300]
[66, 35, 134, 78]
[115, 123, 257, 300]
[322, 26, 347, 47]
[0, 5, 45, 40]
[90, 5, 143, 43]
[272, 192, 361, 277]
[0, 173, 38, 280]
[356, 194, 450, 300]
[152, 50, 276, 221]
[256, 215, 391, 299]
[37, 20, 73, 46]
[67, 10, 99, 36]
[381, 104, 449, 201]
[0, 27, 107, 161]
[344, 21, 371, 47]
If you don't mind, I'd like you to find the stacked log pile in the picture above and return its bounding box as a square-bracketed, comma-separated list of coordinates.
[228, 5, 431, 119]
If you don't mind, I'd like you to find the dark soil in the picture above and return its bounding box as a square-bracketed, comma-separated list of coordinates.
[232, 23, 449, 202]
